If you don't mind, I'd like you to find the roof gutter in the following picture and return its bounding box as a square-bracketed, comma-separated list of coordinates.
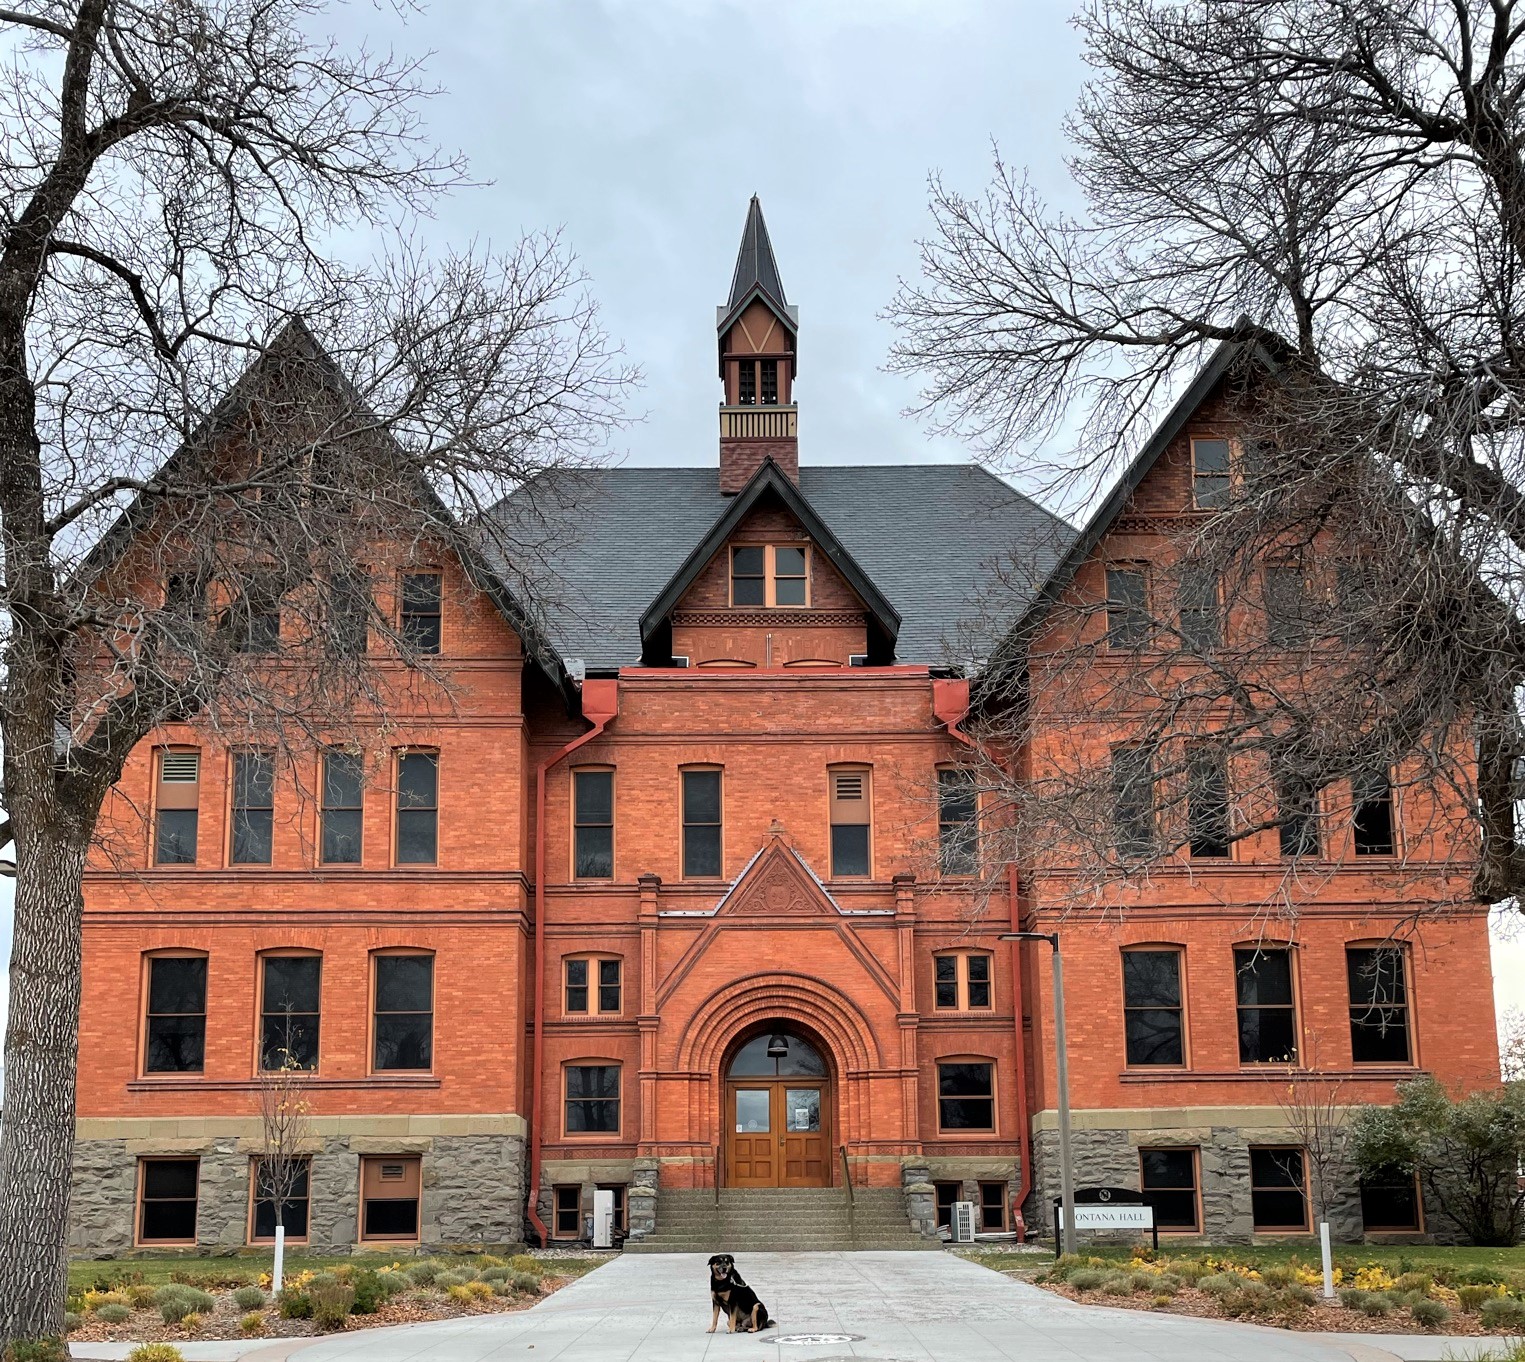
[527, 677, 619, 1244]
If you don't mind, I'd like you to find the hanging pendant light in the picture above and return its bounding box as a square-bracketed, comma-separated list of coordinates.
[765, 1032, 789, 1059]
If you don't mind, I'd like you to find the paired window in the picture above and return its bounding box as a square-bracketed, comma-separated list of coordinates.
[565, 957, 622, 1016]
[1191, 437, 1232, 510]
[138, 1158, 199, 1245]
[395, 751, 438, 865]
[154, 748, 201, 865]
[1139, 1147, 1199, 1231]
[144, 954, 207, 1073]
[937, 768, 978, 875]
[979, 1181, 1008, 1232]
[735, 357, 780, 405]
[360, 1155, 421, 1241]
[565, 1063, 621, 1134]
[552, 1185, 582, 1239]
[936, 1060, 994, 1132]
[1264, 564, 1306, 646]
[681, 768, 722, 878]
[372, 953, 433, 1071]
[1186, 746, 1230, 859]
[730, 544, 808, 607]
[1347, 946, 1411, 1063]
[260, 954, 320, 1071]
[1177, 567, 1221, 651]
[321, 750, 364, 864]
[1105, 566, 1149, 647]
[1360, 1166, 1421, 1231]
[1235, 947, 1298, 1064]
[829, 768, 871, 877]
[573, 768, 614, 879]
[933, 952, 992, 1011]
[1121, 947, 1185, 1066]
[400, 571, 442, 654]
[1111, 746, 1155, 857]
[230, 750, 275, 865]
[250, 1157, 310, 1242]
[1250, 1147, 1309, 1231]
[1352, 770, 1395, 856]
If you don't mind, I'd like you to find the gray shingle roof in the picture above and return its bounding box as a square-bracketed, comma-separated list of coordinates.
[483, 464, 1075, 672]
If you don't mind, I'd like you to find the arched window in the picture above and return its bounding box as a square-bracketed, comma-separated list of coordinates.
[727, 1032, 828, 1078]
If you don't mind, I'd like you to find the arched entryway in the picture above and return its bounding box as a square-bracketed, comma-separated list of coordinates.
[723, 1027, 832, 1187]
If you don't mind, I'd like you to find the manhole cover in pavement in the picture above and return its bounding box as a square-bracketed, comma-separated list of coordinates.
[769, 1335, 864, 1346]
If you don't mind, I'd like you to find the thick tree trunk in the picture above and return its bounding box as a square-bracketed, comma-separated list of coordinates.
[0, 833, 89, 1344]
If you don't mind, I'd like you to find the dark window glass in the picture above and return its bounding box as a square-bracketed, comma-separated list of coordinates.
[156, 808, 198, 864]
[731, 545, 765, 605]
[363, 1198, 418, 1238]
[1192, 438, 1232, 509]
[1178, 567, 1221, 651]
[554, 1184, 581, 1237]
[321, 750, 363, 865]
[727, 1032, 828, 1077]
[830, 824, 870, 877]
[1235, 948, 1298, 1063]
[145, 956, 207, 1073]
[328, 573, 369, 656]
[760, 358, 778, 404]
[565, 957, 588, 1013]
[773, 545, 807, 605]
[235, 581, 281, 654]
[1337, 561, 1379, 642]
[966, 954, 991, 1009]
[599, 958, 621, 1013]
[682, 769, 722, 877]
[830, 769, 871, 877]
[1278, 772, 1320, 858]
[1188, 747, 1231, 859]
[934, 955, 959, 1009]
[1353, 770, 1395, 855]
[566, 1064, 621, 1133]
[1140, 1148, 1199, 1229]
[1360, 1167, 1420, 1230]
[373, 955, 433, 1071]
[155, 750, 200, 865]
[252, 1159, 310, 1240]
[260, 955, 320, 1071]
[573, 769, 614, 878]
[140, 1158, 199, 1242]
[230, 750, 274, 864]
[737, 360, 756, 405]
[1112, 747, 1155, 857]
[979, 1181, 1007, 1232]
[598, 1182, 628, 1232]
[1122, 949, 1184, 1066]
[938, 768, 978, 875]
[934, 1181, 960, 1229]
[395, 751, 438, 865]
[1106, 567, 1149, 647]
[1265, 566, 1306, 646]
[1250, 1147, 1308, 1229]
[1347, 946, 1411, 1063]
[400, 572, 442, 654]
[937, 1061, 994, 1131]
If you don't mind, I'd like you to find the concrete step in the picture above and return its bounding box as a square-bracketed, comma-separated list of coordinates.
[637, 1184, 937, 1254]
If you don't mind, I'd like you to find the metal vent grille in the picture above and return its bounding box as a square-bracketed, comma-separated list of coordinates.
[159, 751, 199, 783]
[832, 773, 864, 801]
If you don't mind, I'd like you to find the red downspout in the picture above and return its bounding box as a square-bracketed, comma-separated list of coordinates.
[527, 677, 619, 1245]
[933, 678, 1032, 1242]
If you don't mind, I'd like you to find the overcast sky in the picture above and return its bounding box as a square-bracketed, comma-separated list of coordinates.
[0, 0, 1520, 1073]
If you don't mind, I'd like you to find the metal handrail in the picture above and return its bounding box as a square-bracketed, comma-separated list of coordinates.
[714, 1143, 722, 1208]
[838, 1145, 854, 1206]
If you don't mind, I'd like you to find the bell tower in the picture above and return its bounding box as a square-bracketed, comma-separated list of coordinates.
[717, 196, 799, 494]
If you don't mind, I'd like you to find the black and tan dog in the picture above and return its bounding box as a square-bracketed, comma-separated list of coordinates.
[706, 1254, 774, 1333]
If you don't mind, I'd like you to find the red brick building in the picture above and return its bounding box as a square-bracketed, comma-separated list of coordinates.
[70, 199, 1499, 1254]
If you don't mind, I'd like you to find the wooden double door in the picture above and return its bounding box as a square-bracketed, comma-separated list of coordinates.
[726, 1080, 830, 1187]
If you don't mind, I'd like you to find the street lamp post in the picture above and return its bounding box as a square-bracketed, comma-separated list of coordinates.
[1002, 930, 1075, 1257]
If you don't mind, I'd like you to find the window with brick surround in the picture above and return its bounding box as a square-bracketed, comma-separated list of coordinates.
[326, 571, 369, 655]
[372, 952, 433, 1071]
[730, 544, 809, 607]
[260, 952, 320, 1071]
[321, 749, 363, 864]
[1250, 1147, 1309, 1231]
[1353, 769, 1396, 856]
[1139, 1147, 1199, 1231]
[573, 768, 614, 879]
[829, 766, 871, 877]
[1191, 437, 1232, 509]
[1277, 769, 1321, 859]
[400, 570, 442, 654]
[394, 750, 438, 865]
[144, 953, 207, 1073]
[1178, 566, 1221, 651]
[250, 1156, 310, 1242]
[933, 951, 992, 1011]
[230, 749, 275, 865]
[1105, 565, 1149, 647]
[1264, 563, 1307, 646]
[564, 955, 621, 1016]
[1121, 946, 1185, 1067]
[1347, 945, 1412, 1064]
[565, 1063, 621, 1135]
[936, 1059, 994, 1132]
[360, 1155, 420, 1241]
[138, 1157, 199, 1245]
[154, 747, 200, 864]
[681, 767, 722, 878]
[1187, 745, 1230, 859]
[1111, 745, 1155, 857]
[938, 768, 978, 875]
[1235, 946, 1298, 1064]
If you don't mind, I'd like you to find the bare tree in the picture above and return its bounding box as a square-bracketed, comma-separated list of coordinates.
[888, 0, 1525, 916]
[1269, 1035, 1349, 1223]
[0, 1, 632, 1344]
[256, 1009, 314, 1294]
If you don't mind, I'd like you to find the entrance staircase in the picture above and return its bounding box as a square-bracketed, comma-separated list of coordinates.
[624, 1186, 940, 1253]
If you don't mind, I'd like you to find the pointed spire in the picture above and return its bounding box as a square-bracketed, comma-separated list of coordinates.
[728, 195, 787, 309]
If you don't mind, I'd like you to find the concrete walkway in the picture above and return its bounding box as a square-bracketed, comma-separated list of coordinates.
[236, 1250, 1515, 1362]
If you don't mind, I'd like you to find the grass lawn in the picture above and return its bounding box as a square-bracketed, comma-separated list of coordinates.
[957, 1242, 1525, 1278]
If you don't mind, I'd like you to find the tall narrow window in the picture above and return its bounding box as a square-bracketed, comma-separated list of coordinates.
[1112, 746, 1155, 857]
[372, 953, 433, 1071]
[360, 1156, 420, 1241]
[251, 1157, 310, 1242]
[979, 1181, 1008, 1232]
[829, 767, 871, 877]
[760, 358, 779, 404]
[138, 1158, 199, 1244]
[737, 360, 756, 405]
[1121, 948, 1185, 1066]
[321, 749, 363, 864]
[1264, 564, 1306, 646]
[230, 750, 275, 865]
[1178, 567, 1221, 651]
[1347, 946, 1411, 1063]
[154, 748, 200, 865]
[144, 954, 207, 1073]
[1277, 770, 1320, 859]
[1139, 1148, 1200, 1230]
[395, 751, 438, 865]
[938, 768, 978, 875]
[933, 952, 992, 1011]
[573, 768, 614, 878]
[565, 1064, 621, 1133]
[1353, 769, 1395, 855]
[1235, 947, 1298, 1064]
[234, 579, 281, 654]
[681, 768, 722, 878]
[772, 545, 807, 604]
[1191, 437, 1232, 509]
[260, 954, 320, 1071]
[327, 572, 369, 655]
[937, 1061, 995, 1132]
[1187, 746, 1230, 859]
[1106, 566, 1148, 647]
[400, 571, 442, 655]
[1250, 1147, 1309, 1230]
[552, 1184, 582, 1238]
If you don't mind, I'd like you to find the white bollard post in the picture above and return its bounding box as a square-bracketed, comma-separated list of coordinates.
[1319, 1221, 1335, 1299]
[274, 1223, 286, 1296]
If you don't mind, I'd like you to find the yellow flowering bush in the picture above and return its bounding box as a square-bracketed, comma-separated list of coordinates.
[1353, 1265, 1396, 1292]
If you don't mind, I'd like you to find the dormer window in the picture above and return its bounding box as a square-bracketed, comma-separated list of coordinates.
[734, 358, 780, 406]
[730, 544, 809, 607]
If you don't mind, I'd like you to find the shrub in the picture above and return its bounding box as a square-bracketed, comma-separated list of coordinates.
[433, 1270, 472, 1288]
[465, 1281, 493, 1300]
[232, 1286, 266, 1311]
[240, 1312, 266, 1337]
[479, 1265, 512, 1284]
[1051, 1254, 1084, 1278]
[1153, 1274, 1182, 1295]
[1262, 1266, 1295, 1288]
[1221, 1288, 1271, 1318]
[509, 1254, 541, 1275]
[1459, 1267, 1510, 1286]
[350, 1269, 396, 1315]
[1152, 1293, 1173, 1307]
[126, 1346, 185, 1362]
[2, 1342, 68, 1362]
[1127, 1271, 1156, 1293]
[95, 1304, 131, 1324]
[1067, 1268, 1105, 1291]
[1339, 1288, 1369, 1311]
[126, 1285, 157, 1310]
[1482, 1297, 1525, 1331]
[493, 1279, 518, 1297]
[83, 1290, 133, 1312]
[1171, 1260, 1210, 1283]
[406, 1261, 442, 1286]
[1199, 1274, 1241, 1296]
[153, 1287, 213, 1326]
[1282, 1284, 1317, 1307]
[1411, 1299, 1451, 1328]
[277, 1287, 313, 1320]
[1360, 1293, 1393, 1318]
[307, 1271, 341, 1289]
[310, 1281, 356, 1331]
[179, 1313, 203, 1334]
[62, 1313, 83, 1333]
[1460, 1285, 1498, 1312]
[1395, 1272, 1433, 1294]
[512, 1271, 542, 1296]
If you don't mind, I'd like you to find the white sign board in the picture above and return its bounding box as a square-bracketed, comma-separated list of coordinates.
[1072, 1204, 1154, 1230]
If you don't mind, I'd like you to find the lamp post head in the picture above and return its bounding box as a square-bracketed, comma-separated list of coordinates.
[1000, 931, 1059, 950]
